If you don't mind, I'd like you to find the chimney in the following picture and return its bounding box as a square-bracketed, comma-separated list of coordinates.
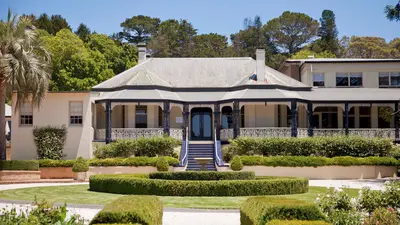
[256, 49, 265, 81]
[138, 42, 147, 64]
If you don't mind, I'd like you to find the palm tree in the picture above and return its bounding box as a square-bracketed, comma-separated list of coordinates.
[385, 1, 400, 21]
[0, 9, 51, 160]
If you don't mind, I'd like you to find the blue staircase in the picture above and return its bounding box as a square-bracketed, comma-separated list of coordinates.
[186, 142, 216, 171]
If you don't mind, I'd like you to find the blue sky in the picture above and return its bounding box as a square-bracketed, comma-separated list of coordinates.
[1, 0, 399, 41]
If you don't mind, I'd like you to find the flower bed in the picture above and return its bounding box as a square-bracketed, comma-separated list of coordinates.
[266, 220, 331, 225]
[89, 173, 308, 196]
[240, 197, 326, 225]
[89, 195, 162, 225]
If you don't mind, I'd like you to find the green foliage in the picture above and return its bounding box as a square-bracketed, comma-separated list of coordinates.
[38, 159, 75, 167]
[0, 198, 84, 225]
[264, 11, 319, 53]
[89, 175, 308, 196]
[0, 160, 39, 171]
[72, 157, 89, 173]
[33, 125, 67, 160]
[266, 220, 331, 225]
[149, 171, 255, 180]
[156, 157, 169, 171]
[88, 157, 179, 167]
[313, 10, 339, 55]
[229, 136, 394, 158]
[89, 195, 162, 225]
[75, 23, 91, 41]
[94, 137, 180, 159]
[344, 36, 399, 58]
[385, 2, 400, 22]
[291, 49, 336, 59]
[238, 156, 400, 167]
[364, 207, 400, 225]
[190, 33, 229, 57]
[31, 13, 71, 35]
[120, 15, 161, 44]
[230, 156, 243, 171]
[240, 197, 326, 225]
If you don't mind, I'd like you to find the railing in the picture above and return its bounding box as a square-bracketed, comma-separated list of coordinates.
[313, 128, 395, 139]
[240, 127, 292, 138]
[179, 127, 189, 167]
[214, 128, 224, 166]
[313, 129, 346, 137]
[170, 128, 183, 140]
[297, 128, 308, 138]
[95, 128, 164, 140]
[220, 128, 234, 141]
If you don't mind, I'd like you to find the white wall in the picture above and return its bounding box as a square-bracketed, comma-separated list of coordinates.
[11, 92, 93, 160]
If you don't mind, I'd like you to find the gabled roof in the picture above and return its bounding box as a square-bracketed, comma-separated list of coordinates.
[93, 57, 307, 90]
[286, 58, 400, 64]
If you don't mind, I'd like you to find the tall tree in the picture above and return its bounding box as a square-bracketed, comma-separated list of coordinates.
[264, 11, 319, 54]
[291, 49, 336, 59]
[34, 13, 70, 35]
[314, 10, 339, 54]
[149, 19, 197, 57]
[75, 23, 91, 41]
[385, 1, 400, 21]
[0, 10, 51, 159]
[190, 33, 228, 57]
[120, 15, 160, 44]
[345, 36, 398, 58]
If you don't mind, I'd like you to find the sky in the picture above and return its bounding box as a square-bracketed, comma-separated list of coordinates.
[0, 0, 399, 41]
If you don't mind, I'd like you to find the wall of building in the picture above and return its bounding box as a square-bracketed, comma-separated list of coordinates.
[11, 92, 92, 160]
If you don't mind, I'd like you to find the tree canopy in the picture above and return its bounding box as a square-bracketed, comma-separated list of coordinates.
[313, 10, 339, 55]
[120, 15, 160, 44]
[385, 1, 400, 21]
[75, 23, 91, 41]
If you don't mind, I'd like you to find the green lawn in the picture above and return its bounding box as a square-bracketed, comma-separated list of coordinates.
[0, 185, 359, 209]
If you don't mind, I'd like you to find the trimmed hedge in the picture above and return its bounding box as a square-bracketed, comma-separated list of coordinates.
[240, 197, 326, 225]
[89, 195, 162, 225]
[0, 160, 39, 171]
[229, 136, 394, 158]
[266, 220, 331, 225]
[89, 174, 308, 196]
[38, 157, 179, 168]
[148, 171, 255, 180]
[238, 156, 400, 167]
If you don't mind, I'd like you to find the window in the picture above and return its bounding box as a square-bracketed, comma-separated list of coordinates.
[158, 106, 163, 128]
[135, 106, 147, 128]
[69, 102, 83, 125]
[336, 73, 363, 87]
[380, 72, 400, 87]
[359, 106, 371, 128]
[313, 73, 325, 87]
[20, 102, 33, 125]
[313, 107, 338, 128]
[343, 107, 355, 128]
[240, 106, 245, 128]
[378, 106, 392, 128]
[221, 106, 233, 129]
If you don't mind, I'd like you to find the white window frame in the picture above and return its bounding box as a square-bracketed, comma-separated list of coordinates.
[20, 102, 33, 126]
[69, 101, 83, 126]
[336, 72, 363, 87]
[379, 72, 400, 87]
[312, 73, 325, 87]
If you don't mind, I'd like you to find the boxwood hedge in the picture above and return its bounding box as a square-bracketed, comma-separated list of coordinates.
[228, 136, 394, 158]
[89, 195, 162, 225]
[0, 160, 39, 171]
[148, 171, 255, 180]
[240, 197, 326, 225]
[89, 174, 308, 196]
[238, 156, 400, 167]
[266, 220, 331, 225]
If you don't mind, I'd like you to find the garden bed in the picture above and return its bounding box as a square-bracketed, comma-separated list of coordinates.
[0, 170, 41, 181]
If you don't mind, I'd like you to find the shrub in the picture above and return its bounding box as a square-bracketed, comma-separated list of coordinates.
[240, 197, 326, 225]
[89, 175, 308, 196]
[33, 125, 67, 160]
[149, 171, 255, 180]
[0, 198, 84, 225]
[364, 207, 400, 225]
[238, 156, 400, 167]
[88, 157, 179, 167]
[230, 156, 243, 171]
[72, 157, 89, 173]
[156, 157, 169, 171]
[89, 195, 162, 225]
[94, 136, 180, 159]
[266, 220, 331, 225]
[38, 159, 75, 167]
[0, 160, 39, 171]
[229, 136, 394, 158]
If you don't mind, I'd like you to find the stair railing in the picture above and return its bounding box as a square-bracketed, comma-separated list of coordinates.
[214, 128, 223, 166]
[180, 127, 189, 166]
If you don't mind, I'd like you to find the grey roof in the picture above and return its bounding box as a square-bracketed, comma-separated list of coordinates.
[286, 58, 400, 63]
[93, 57, 307, 89]
[300, 88, 400, 102]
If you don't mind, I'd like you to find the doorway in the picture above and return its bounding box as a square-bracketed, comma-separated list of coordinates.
[191, 108, 213, 140]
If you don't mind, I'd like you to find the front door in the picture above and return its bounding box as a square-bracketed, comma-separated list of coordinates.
[191, 108, 212, 140]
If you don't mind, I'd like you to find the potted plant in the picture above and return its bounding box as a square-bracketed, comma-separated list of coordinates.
[72, 156, 89, 181]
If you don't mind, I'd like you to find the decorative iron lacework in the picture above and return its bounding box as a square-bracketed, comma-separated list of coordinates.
[220, 128, 233, 141]
[297, 128, 308, 138]
[313, 129, 346, 137]
[348, 129, 395, 139]
[95, 128, 164, 140]
[240, 128, 292, 138]
[170, 128, 183, 140]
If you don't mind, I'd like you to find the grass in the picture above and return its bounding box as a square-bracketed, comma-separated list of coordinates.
[0, 184, 359, 209]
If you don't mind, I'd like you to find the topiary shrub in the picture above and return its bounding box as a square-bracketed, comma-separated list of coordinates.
[149, 171, 255, 180]
[33, 125, 67, 160]
[89, 195, 162, 225]
[0, 160, 39, 171]
[156, 157, 169, 171]
[230, 156, 243, 171]
[72, 157, 89, 173]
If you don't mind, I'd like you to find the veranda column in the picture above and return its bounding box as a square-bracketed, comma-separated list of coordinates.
[163, 101, 170, 136]
[395, 102, 399, 140]
[233, 102, 240, 138]
[214, 103, 221, 140]
[291, 100, 298, 137]
[307, 102, 313, 137]
[344, 102, 349, 136]
[182, 104, 189, 140]
[105, 101, 112, 144]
